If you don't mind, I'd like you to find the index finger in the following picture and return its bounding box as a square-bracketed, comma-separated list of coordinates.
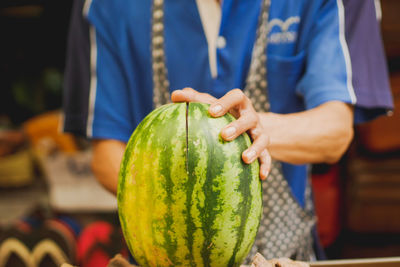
[171, 87, 217, 104]
[209, 89, 251, 117]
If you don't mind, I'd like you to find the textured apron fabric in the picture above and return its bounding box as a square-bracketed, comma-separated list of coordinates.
[150, 0, 316, 262]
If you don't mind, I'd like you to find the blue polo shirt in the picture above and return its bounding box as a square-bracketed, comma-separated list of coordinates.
[63, 0, 393, 207]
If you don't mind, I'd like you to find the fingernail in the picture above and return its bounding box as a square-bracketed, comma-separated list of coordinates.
[261, 168, 269, 179]
[245, 149, 256, 161]
[210, 104, 222, 114]
[224, 127, 236, 138]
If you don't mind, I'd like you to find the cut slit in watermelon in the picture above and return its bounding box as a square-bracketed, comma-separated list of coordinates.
[185, 102, 189, 175]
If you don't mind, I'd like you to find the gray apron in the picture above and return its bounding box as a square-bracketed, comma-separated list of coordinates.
[150, 0, 316, 262]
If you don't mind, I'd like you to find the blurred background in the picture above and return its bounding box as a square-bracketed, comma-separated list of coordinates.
[0, 0, 399, 266]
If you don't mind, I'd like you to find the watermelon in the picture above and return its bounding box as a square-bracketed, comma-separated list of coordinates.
[117, 102, 262, 267]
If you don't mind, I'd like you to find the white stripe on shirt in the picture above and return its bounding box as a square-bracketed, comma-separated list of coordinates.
[336, 0, 357, 104]
[83, 0, 93, 17]
[86, 24, 98, 137]
[374, 0, 382, 21]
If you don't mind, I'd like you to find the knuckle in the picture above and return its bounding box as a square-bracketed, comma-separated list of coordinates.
[232, 89, 246, 101]
[237, 117, 253, 133]
[249, 128, 260, 137]
[254, 133, 269, 149]
[241, 111, 258, 126]
[200, 92, 210, 99]
[260, 133, 270, 145]
[232, 88, 243, 95]
[260, 149, 268, 158]
[249, 113, 258, 125]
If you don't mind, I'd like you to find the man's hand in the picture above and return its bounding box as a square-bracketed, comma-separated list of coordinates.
[172, 87, 272, 180]
[172, 87, 354, 167]
[91, 88, 354, 194]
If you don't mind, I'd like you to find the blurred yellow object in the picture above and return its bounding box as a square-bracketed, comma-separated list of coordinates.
[23, 111, 78, 155]
[0, 148, 34, 187]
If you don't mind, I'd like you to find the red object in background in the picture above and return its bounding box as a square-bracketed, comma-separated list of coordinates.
[312, 164, 341, 248]
[76, 221, 129, 267]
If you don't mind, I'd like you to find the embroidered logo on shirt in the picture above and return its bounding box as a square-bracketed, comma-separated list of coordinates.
[268, 16, 300, 44]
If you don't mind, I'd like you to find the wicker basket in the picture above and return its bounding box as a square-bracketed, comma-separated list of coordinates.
[0, 148, 34, 187]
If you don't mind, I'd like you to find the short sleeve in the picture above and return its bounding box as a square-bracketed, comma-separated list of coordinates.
[63, 0, 91, 137]
[63, 0, 134, 142]
[343, 0, 393, 123]
[296, 0, 393, 123]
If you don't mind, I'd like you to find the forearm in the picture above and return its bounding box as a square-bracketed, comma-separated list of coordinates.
[260, 101, 354, 165]
[91, 139, 126, 195]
